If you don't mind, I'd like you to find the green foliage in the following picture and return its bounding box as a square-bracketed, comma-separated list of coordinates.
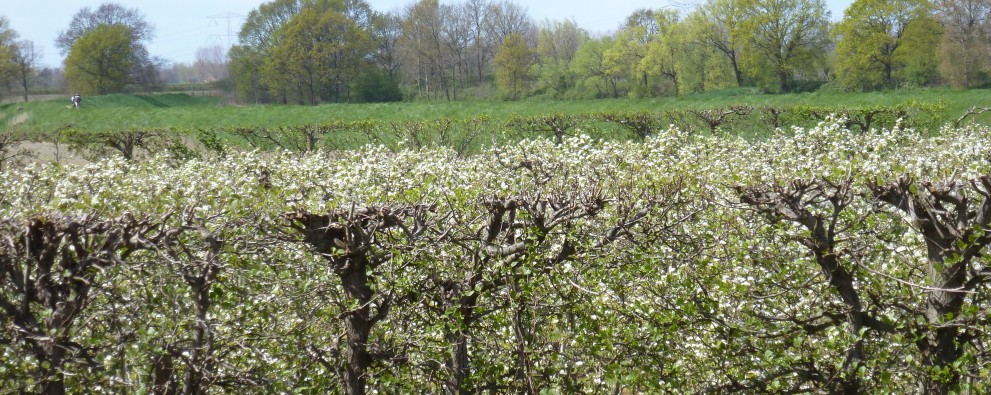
[558, 0, 832, 98]
[231, 0, 376, 104]
[532, 19, 588, 98]
[495, 33, 534, 100]
[64, 24, 136, 95]
[602, 18, 650, 99]
[351, 67, 402, 103]
[693, 0, 748, 87]
[779, 100, 947, 132]
[896, 14, 943, 87]
[209, 0, 972, 101]
[228, 45, 268, 103]
[568, 36, 618, 98]
[264, 3, 374, 104]
[834, 0, 941, 90]
[672, 11, 738, 94]
[736, 0, 831, 93]
[196, 128, 225, 154]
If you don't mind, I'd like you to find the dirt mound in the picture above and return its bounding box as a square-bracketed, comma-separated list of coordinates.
[17, 142, 89, 166]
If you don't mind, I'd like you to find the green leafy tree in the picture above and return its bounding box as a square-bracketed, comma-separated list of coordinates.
[64, 24, 137, 95]
[679, 10, 739, 92]
[835, 0, 941, 90]
[603, 9, 659, 98]
[227, 45, 267, 103]
[230, 0, 304, 103]
[399, 0, 451, 100]
[532, 19, 588, 98]
[693, 0, 749, 87]
[599, 36, 636, 97]
[640, 9, 685, 96]
[897, 14, 943, 86]
[494, 32, 532, 99]
[737, 0, 831, 92]
[369, 11, 403, 81]
[262, 3, 374, 104]
[230, 0, 376, 104]
[55, 3, 154, 55]
[56, 3, 159, 91]
[569, 36, 618, 98]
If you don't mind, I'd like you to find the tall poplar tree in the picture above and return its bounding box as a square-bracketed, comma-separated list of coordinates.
[494, 32, 532, 99]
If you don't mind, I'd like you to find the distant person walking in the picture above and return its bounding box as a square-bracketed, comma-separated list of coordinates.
[71, 93, 81, 109]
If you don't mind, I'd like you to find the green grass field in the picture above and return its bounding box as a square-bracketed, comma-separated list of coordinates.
[3, 88, 990, 134]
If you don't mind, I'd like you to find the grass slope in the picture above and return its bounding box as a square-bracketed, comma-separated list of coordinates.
[2, 88, 989, 134]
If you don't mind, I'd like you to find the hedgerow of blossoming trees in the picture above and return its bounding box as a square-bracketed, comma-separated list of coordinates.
[12, 101, 945, 163]
[2, 119, 991, 394]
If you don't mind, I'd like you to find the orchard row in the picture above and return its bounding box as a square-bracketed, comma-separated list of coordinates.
[1, 120, 990, 393]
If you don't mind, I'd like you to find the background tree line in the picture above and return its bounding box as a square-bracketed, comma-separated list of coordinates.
[225, 0, 991, 103]
[2, 0, 991, 103]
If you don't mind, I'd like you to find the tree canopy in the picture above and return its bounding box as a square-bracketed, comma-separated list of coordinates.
[55, 2, 154, 55]
[835, 0, 943, 90]
[230, 0, 383, 104]
[64, 24, 137, 95]
[494, 32, 531, 99]
[737, 0, 831, 92]
[532, 19, 588, 97]
[56, 2, 159, 94]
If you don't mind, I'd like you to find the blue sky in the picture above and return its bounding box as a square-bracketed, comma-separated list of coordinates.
[4, 0, 854, 68]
